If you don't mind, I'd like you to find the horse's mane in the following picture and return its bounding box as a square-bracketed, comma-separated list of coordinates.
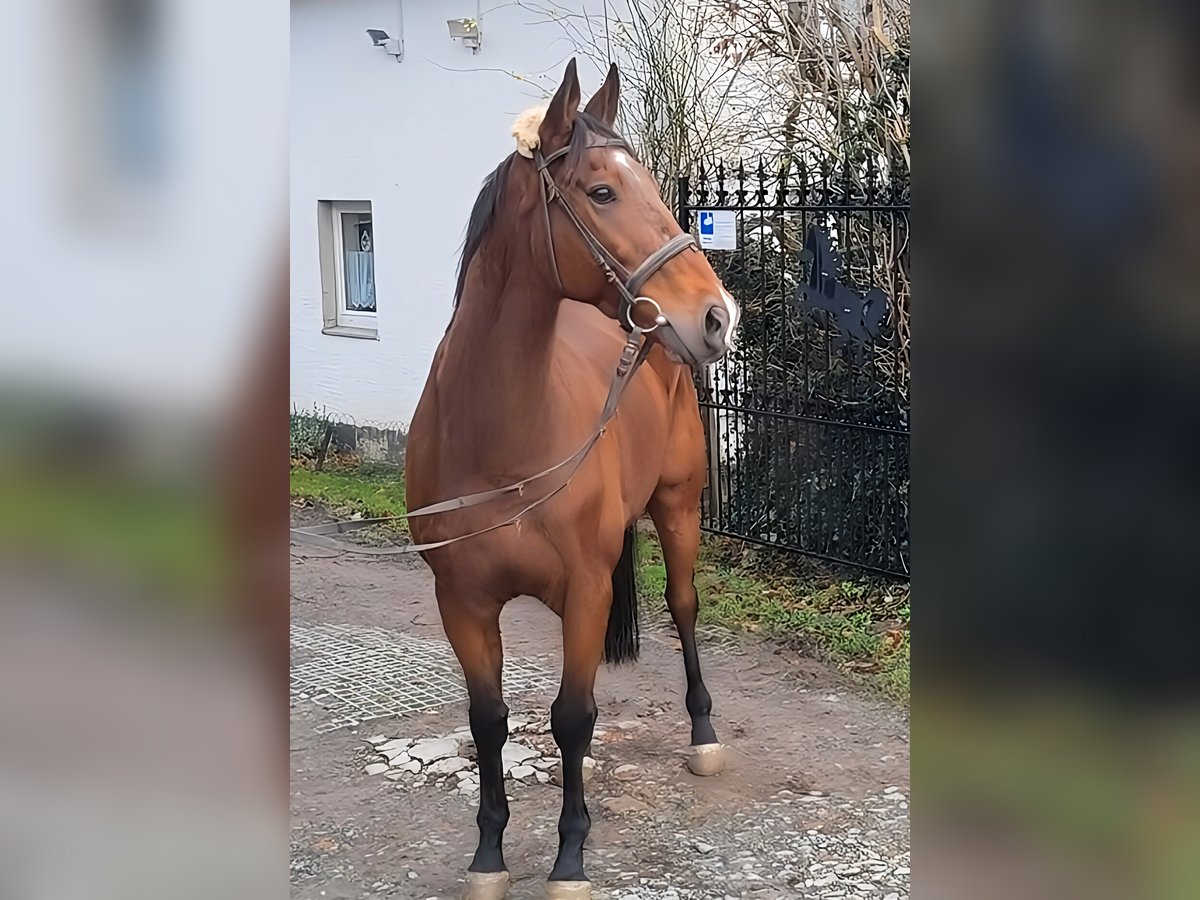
[452, 111, 633, 310]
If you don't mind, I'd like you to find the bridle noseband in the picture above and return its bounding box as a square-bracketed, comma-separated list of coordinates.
[534, 139, 697, 333]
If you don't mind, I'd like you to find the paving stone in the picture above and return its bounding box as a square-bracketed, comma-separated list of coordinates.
[376, 738, 412, 753]
[427, 756, 473, 776]
[408, 738, 460, 764]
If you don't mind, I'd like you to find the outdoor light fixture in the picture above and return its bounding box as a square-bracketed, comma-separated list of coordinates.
[366, 28, 403, 62]
[446, 18, 481, 53]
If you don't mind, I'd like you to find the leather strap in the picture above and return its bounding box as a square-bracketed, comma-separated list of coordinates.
[627, 233, 697, 297]
[290, 134, 692, 557]
[535, 144, 696, 332]
[290, 333, 654, 556]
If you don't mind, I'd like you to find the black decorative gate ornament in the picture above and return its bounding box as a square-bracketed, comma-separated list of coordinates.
[677, 158, 909, 578]
[794, 225, 890, 361]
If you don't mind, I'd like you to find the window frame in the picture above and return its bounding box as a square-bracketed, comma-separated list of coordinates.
[319, 200, 379, 339]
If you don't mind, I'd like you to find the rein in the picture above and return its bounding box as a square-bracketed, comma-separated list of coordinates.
[290, 324, 653, 555]
[290, 135, 695, 557]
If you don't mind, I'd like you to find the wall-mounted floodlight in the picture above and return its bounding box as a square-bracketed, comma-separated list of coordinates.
[366, 28, 403, 62]
[446, 18, 481, 53]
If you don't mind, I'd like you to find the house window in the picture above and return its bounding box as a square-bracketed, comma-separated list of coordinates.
[319, 200, 378, 338]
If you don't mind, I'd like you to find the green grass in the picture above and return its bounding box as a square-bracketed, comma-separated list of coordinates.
[289, 462, 909, 703]
[289, 462, 407, 521]
[637, 531, 910, 704]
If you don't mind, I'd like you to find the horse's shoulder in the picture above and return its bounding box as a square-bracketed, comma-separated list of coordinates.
[553, 300, 626, 367]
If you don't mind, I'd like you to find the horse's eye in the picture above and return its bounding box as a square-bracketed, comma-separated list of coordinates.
[587, 185, 616, 204]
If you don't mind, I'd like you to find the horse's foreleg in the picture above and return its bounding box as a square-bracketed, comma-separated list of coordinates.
[436, 585, 511, 900]
[648, 490, 726, 775]
[546, 573, 610, 898]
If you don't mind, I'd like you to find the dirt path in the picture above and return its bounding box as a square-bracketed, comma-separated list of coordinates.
[290, 512, 909, 900]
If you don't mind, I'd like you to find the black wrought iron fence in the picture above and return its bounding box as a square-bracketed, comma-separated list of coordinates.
[677, 155, 910, 577]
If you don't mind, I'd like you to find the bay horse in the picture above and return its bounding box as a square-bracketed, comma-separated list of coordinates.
[406, 59, 740, 900]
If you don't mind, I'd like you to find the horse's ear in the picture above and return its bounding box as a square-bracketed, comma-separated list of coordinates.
[539, 58, 581, 155]
[583, 63, 620, 127]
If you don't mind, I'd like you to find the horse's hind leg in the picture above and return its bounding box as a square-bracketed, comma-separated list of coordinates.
[437, 585, 511, 900]
[547, 570, 610, 899]
[648, 487, 726, 776]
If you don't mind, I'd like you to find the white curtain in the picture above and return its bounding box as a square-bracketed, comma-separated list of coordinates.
[344, 250, 375, 311]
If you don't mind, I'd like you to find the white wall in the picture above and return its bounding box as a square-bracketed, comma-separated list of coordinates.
[291, 0, 608, 425]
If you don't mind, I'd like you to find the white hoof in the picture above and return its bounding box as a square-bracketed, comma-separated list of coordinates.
[685, 742, 726, 776]
[464, 870, 509, 900]
[545, 880, 591, 899]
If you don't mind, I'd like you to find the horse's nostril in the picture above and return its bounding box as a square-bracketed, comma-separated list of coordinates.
[705, 304, 729, 340]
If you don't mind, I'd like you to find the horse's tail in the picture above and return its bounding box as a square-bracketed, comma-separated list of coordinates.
[604, 526, 640, 664]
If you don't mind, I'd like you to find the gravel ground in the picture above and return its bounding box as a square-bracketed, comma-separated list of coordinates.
[290, 506, 909, 899]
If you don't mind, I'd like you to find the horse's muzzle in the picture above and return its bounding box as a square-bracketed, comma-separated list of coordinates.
[659, 295, 739, 366]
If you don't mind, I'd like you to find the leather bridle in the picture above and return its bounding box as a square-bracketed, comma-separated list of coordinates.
[290, 135, 698, 556]
[534, 139, 697, 333]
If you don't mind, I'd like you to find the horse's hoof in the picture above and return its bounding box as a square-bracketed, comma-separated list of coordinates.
[464, 870, 509, 900]
[685, 742, 726, 776]
[544, 880, 591, 899]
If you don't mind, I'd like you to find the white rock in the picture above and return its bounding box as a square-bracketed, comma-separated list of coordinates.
[377, 738, 412, 753]
[364, 763, 389, 776]
[428, 756, 473, 776]
[509, 765, 536, 780]
[502, 742, 539, 763]
[394, 759, 421, 774]
[550, 756, 596, 786]
[532, 758, 558, 770]
[384, 749, 411, 764]
[500, 743, 540, 772]
[535, 770, 550, 784]
[409, 738, 460, 764]
[455, 771, 476, 782]
[367, 734, 387, 744]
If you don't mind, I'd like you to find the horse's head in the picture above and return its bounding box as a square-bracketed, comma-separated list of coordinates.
[514, 60, 739, 366]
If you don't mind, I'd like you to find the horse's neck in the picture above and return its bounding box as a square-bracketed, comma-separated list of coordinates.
[433, 272, 564, 475]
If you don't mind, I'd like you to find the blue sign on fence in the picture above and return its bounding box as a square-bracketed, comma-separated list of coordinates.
[696, 210, 736, 249]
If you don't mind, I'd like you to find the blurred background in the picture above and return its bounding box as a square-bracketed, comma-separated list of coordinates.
[918, 0, 1200, 898]
[0, 0, 286, 897]
[0, 0, 1197, 897]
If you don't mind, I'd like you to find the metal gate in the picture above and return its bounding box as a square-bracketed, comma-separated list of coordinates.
[677, 157, 910, 577]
